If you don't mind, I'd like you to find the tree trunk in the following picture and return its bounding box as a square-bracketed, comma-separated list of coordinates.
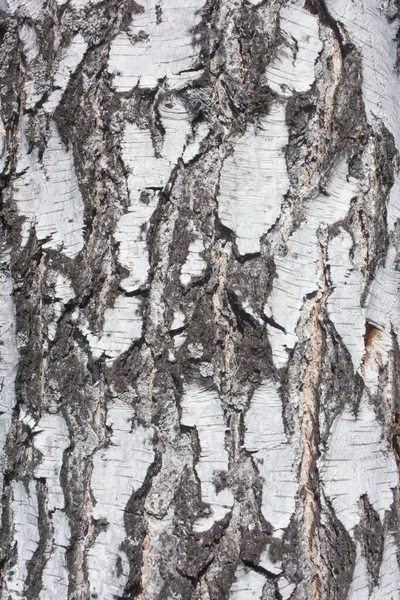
[0, 0, 399, 598]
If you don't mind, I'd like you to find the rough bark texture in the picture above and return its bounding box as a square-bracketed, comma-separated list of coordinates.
[0, 0, 400, 599]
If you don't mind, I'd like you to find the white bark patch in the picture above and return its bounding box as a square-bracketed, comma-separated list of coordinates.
[171, 309, 185, 330]
[18, 27, 84, 112]
[327, 229, 365, 370]
[14, 121, 84, 258]
[115, 200, 158, 293]
[244, 380, 297, 535]
[258, 545, 282, 575]
[44, 34, 88, 113]
[364, 186, 400, 387]
[171, 309, 187, 349]
[182, 121, 209, 163]
[348, 534, 400, 600]
[325, 0, 400, 150]
[180, 232, 206, 286]
[218, 102, 289, 255]
[19, 24, 42, 110]
[199, 362, 214, 377]
[88, 402, 154, 600]
[6, 0, 101, 13]
[229, 564, 266, 600]
[108, 0, 205, 91]
[32, 413, 70, 598]
[54, 273, 75, 304]
[188, 342, 203, 359]
[265, 5, 322, 98]
[360, 327, 392, 396]
[4, 481, 39, 599]
[267, 158, 359, 368]
[0, 252, 18, 511]
[158, 97, 194, 164]
[60, 0, 104, 9]
[371, 533, 400, 600]
[386, 171, 400, 233]
[236, 298, 264, 327]
[48, 273, 75, 341]
[85, 295, 143, 361]
[277, 577, 296, 600]
[39, 509, 70, 600]
[19, 24, 39, 61]
[180, 383, 234, 532]
[6, 0, 44, 18]
[33, 412, 70, 511]
[0, 125, 6, 173]
[366, 245, 400, 342]
[117, 101, 191, 292]
[347, 542, 369, 600]
[320, 398, 397, 535]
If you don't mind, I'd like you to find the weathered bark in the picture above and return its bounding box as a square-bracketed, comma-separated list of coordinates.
[0, 0, 399, 598]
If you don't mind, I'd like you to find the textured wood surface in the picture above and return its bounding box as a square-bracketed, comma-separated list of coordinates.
[0, 0, 399, 599]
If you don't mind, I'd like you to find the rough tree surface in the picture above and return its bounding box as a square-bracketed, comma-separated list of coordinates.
[0, 0, 399, 599]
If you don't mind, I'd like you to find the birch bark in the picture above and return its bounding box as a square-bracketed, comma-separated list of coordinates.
[0, 1, 399, 599]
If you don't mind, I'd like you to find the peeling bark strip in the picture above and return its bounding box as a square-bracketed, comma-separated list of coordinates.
[1, 0, 400, 599]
